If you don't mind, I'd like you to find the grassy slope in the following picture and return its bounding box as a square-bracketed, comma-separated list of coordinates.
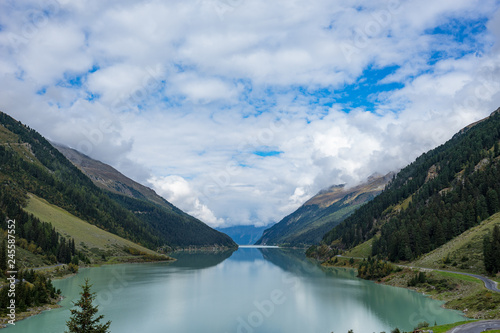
[429, 320, 478, 333]
[344, 236, 375, 258]
[24, 193, 160, 261]
[284, 203, 363, 244]
[343, 211, 500, 275]
[412, 212, 500, 274]
[380, 268, 500, 319]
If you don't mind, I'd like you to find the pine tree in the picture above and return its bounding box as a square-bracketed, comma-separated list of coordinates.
[483, 234, 494, 274]
[492, 225, 500, 273]
[65, 279, 111, 333]
[487, 189, 500, 216]
[0, 238, 7, 274]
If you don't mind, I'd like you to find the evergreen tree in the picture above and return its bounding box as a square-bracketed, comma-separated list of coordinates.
[492, 225, 500, 273]
[65, 279, 111, 333]
[487, 189, 500, 215]
[483, 225, 500, 274]
[0, 238, 6, 274]
[483, 235, 493, 274]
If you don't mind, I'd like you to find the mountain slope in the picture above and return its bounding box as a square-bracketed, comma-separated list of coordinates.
[255, 174, 392, 246]
[24, 193, 160, 261]
[320, 107, 500, 262]
[0, 111, 236, 253]
[54, 144, 175, 210]
[411, 211, 500, 273]
[54, 144, 235, 248]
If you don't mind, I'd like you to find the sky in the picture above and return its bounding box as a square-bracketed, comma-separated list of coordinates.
[1, 0, 500, 229]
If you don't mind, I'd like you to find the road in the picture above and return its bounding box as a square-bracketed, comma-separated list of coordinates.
[407, 267, 500, 293]
[32, 263, 65, 271]
[448, 320, 500, 333]
[448, 271, 500, 293]
[337, 255, 500, 293]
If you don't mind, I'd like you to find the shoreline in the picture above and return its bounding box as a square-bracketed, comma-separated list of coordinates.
[320, 258, 500, 320]
[0, 255, 176, 329]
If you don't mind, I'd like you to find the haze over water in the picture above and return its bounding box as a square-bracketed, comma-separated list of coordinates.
[6, 247, 465, 333]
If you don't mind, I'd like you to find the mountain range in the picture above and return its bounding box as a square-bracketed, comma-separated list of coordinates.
[0, 111, 236, 267]
[316, 108, 500, 268]
[256, 173, 392, 246]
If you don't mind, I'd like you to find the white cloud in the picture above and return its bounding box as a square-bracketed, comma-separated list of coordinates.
[0, 0, 500, 228]
[149, 175, 224, 227]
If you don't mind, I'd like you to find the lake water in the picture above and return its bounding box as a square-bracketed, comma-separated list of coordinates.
[5, 247, 465, 333]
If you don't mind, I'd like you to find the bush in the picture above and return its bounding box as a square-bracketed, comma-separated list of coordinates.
[416, 321, 429, 329]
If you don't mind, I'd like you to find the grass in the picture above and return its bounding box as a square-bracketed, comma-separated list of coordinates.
[412, 213, 500, 274]
[345, 237, 375, 258]
[380, 269, 500, 320]
[434, 271, 483, 285]
[24, 193, 161, 261]
[12, 246, 48, 268]
[446, 289, 500, 319]
[429, 320, 477, 333]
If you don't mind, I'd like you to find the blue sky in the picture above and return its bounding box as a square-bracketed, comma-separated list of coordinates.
[1, 0, 500, 227]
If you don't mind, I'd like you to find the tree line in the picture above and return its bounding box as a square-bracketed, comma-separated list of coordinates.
[0, 269, 60, 315]
[0, 112, 163, 248]
[0, 187, 87, 266]
[483, 225, 500, 274]
[319, 110, 500, 264]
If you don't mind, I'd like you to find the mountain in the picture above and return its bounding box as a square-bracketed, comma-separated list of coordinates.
[52, 144, 236, 250]
[216, 225, 269, 245]
[0, 111, 236, 260]
[54, 144, 175, 210]
[410, 211, 500, 273]
[255, 174, 392, 246]
[319, 107, 500, 263]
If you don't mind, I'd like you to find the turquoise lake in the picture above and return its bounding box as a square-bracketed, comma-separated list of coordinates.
[5, 247, 466, 333]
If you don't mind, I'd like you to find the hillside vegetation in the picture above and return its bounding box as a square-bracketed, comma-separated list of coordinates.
[319, 108, 500, 266]
[55, 144, 236, 249]
[256, 174, 391, 246]
[411, 212, 500, 273]
[24, 194, 160, 261]
[0, 111, 235, 263]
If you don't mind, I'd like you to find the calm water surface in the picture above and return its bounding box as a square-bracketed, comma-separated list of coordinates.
[6, 247, 465, 333]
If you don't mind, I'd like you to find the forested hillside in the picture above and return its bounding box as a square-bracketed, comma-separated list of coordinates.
[320, 108, 500, 263]
[256, 174, 391, 247]
[56, 145, 236, 249]
[0, 111, 236, 255]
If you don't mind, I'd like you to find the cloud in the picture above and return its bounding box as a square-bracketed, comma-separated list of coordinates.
[1, 0, 500, 228]
[149, 175, 225, 227]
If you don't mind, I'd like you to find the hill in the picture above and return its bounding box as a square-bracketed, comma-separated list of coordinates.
[24, 193, 160, 262]
[411, 211, 500, 273]
[255, 174, 392, 246]
[0, 111, 235, 268]
[318, 107, 500, 264]
[54, 144, 175, 210]
[54, 144, 236, 249]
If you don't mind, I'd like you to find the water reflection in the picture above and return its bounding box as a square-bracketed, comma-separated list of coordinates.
[170, 249, 235, 269]
[5, 247, 464, 333]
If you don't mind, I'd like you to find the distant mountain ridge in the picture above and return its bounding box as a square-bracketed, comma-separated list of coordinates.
[216, 225, 268, 245]
[255, 173, 392, 246]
